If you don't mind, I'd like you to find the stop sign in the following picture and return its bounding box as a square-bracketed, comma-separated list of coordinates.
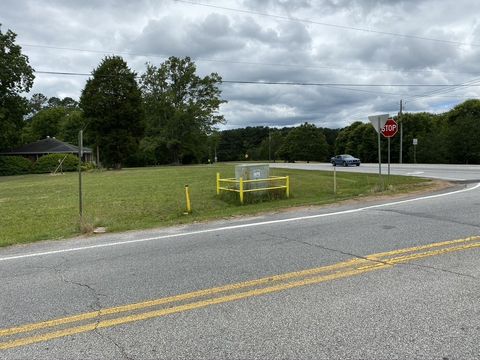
[381, 118, 398, 138]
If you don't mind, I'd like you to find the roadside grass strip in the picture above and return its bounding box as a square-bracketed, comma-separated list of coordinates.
[0, 166, 431, 247]
[1, 235, 479, 351]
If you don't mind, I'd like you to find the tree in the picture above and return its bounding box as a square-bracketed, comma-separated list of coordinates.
[59, 97, 79, 109]
[80, 56, 144, 168]
[47, 96, 62, 108]
[27, 93, 48, 117]
[58, 109, 86, 145]
[334, 122, 376, 162]
[257, 129, 286, 162]
[445, 99, 480, 164]
[140, 56, 226, 164]
[0, 26, 35, 150]
[277, 123, 328, 162]
[217, 129, 246, 161]
[322, 127, 340, 158]
[29, 107, 66, 139]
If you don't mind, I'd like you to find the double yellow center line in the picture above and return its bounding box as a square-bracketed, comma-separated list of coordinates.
[1, 236, 479, 350]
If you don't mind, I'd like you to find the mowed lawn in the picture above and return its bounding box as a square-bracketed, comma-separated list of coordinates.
[0, 164, 431, 247]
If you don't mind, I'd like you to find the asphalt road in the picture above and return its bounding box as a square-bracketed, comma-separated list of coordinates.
[0, 182, 479, 359]
[270, 162, 480, 182]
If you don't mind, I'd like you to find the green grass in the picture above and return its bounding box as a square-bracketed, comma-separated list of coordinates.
[0, 164, 432, 247]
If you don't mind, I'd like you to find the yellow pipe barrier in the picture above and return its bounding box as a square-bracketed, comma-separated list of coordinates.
[184, 185, 192, 214]
[286, 176, 290, 198]
[216, 173, 290, 204]
[239, 177, 244, 204]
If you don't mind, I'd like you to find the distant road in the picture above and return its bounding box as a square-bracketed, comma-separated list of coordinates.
[270, 162, 480, 182]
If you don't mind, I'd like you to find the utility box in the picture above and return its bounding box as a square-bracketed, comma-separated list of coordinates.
[235, 164, 270, 192]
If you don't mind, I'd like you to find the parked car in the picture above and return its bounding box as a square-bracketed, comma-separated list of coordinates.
[331, 154, 361, 166]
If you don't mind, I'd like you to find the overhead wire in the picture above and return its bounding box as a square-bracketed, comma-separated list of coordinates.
[173, 0, 480, 48]
[404, 76, 480, 105]
[33, 70, 480, 89]
[21, 43, 472, 76]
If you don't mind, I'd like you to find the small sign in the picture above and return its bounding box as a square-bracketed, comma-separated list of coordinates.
[368, 114, 390, 133]
[413, 138, 418, 145]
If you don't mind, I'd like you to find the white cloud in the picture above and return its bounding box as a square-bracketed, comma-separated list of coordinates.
[2, 0, 480, 129]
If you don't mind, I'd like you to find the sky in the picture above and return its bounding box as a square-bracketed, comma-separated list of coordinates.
[2, 0, 480, 130]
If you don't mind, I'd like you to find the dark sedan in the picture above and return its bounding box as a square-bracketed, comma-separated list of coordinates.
[331, 154, 361, 166]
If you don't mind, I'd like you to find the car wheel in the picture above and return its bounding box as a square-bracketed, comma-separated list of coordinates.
[332, 161, 336, 166]
[356, 163, 360, 166]
[342, 161, 347, 167]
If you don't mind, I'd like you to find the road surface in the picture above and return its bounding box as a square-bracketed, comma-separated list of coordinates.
[1, 182, 479, 359]
[270, 162, 480, 182]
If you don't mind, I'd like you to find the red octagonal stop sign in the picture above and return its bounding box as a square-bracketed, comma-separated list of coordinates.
[381, 118, 398, 138]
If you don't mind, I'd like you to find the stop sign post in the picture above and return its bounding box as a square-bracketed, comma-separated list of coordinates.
[381, 118, 398, 179]
[368, 114, 389, 185]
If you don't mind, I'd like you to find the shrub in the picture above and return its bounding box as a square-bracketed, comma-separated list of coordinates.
[33, 154, 79, 173]
[0, 156, 33, 176]
[81, 161, 98, 171]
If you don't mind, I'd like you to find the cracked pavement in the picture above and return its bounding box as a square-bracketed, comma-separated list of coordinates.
[1, 183, 479, 359]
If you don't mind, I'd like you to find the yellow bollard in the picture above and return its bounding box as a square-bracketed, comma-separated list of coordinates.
[286, 176, 290, 198]
[184, 185, 192, 214]
[216, 172, 220, 195]
[333, 165, 337, 195]
[239, 177, 244, 204]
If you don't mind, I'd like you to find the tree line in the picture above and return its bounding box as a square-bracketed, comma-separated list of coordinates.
[335, 100, 480, 164]
[1, 26, 479, 168]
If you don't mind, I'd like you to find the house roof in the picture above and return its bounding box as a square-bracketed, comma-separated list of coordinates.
[0, 137, 92, 155]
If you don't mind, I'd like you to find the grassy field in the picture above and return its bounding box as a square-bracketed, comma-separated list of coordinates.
[0, 164, 433, 247]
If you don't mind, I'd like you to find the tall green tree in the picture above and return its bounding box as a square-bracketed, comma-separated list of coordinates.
[257, 130, 286, 162]
[335, 122, 377, 162]
[23, 97, 84, 144]
[277, 123, 328, 162]
[80, 56, 144, 168]
[0, 26, 35, 150]
[58, 109, 86, 145]
[27, 93, 48, 118]
[29, 107, 67, 139]
[446, 99, 480, 164]
[140, 56, 226, 164]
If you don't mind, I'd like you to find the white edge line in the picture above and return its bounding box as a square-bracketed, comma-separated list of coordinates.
[1, 183, 479, 262]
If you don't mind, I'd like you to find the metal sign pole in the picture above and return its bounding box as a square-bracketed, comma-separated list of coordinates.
[368, 113, 388, 190]
[377, 117, 382, 180]
[387, 136, 391, 184]
[78, 130, 83, 222]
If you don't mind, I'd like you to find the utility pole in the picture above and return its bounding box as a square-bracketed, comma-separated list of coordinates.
[399, 99, 403, 164]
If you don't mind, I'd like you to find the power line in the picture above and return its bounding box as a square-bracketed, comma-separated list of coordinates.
[35, 70, 92, 77]
[173, 0, 480, 48]
[405, 76, 480, 103]
[33, 70, 480, 89]
[321, 86, 408, 97]
[220, 80, 480, 87]
[21, 43, 471, 76]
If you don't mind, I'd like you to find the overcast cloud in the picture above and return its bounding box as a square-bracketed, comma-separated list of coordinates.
[2, 0, 480, 129]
